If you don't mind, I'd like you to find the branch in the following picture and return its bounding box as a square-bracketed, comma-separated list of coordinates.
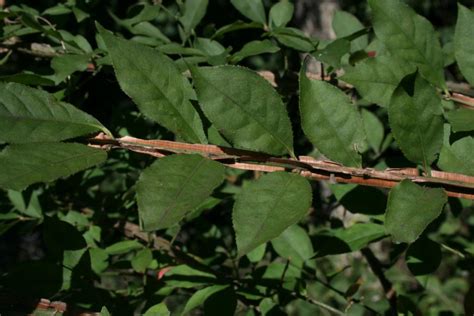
[89, 134, 474, 200]
[361, 248, 397, 315]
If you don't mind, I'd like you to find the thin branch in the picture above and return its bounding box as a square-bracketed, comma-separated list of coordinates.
[89, 134, 474, 200]
[360, 248, 397, 315]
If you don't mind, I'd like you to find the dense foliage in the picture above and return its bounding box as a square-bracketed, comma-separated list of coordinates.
[1, 0, 474, 315]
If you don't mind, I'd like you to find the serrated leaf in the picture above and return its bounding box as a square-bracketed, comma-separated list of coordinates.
[0, 143, 107, 191]
[231, 40, 280, 63]
[137, 154, 225, 231]
[97, 24, 206, 144]
[179, 0, 208, 36]
[454, 4, 474, 86]
[385, 180, 447, 243]
[230, 0, 266, 25]
[332, 11, 368, 52]
[361, 109, 384, 153]
[105, 240, 143, 255]
[299, 71, 366, 167]
[192, 66, 294, 156]
[445, 108, 474, 132]
[0, 82, 108, 143]
[368, 0, 445, 88]
[269, 0, 294, 28]
[342, 55, 416, 107]
[233, 172, 312, 257]
[406, 237, 441, 276]
[388, 72, 444, 166]
[438, 137, 474, 176]
[271, 224, 314, 268]
[182, 285, 229, 315]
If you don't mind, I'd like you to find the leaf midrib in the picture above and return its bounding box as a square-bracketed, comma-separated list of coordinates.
[196, 69, 292, 155]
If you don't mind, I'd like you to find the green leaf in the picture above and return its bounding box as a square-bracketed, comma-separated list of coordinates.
[406, 237, 441, 276]
[314, 223, 386, 256]
[269, 0, 294, 28]
[131, 248, 153, 273]
[385, 180, 447, 243]
[0, 82, 109, 143]
[233, 172, 312, 257]
[299, 71, 366, 167]
[333, 223, 385, 251]
[144, 303, 170, 316]
[342, 55, 416, 107]
[454, 4, 474, 86]
[0, 73, 55, 86]
[89, 248, 109, 274]
[182, 285, 229, 315]
[137, 154, 225, 231]
[438, 137, 474, 176]
[231, 40, 280, 63]
[212, 21, 263, 39]
[388, 72, 444, 166]
[0, 143, 107, 191]
[271, 27, 317, 52]
[50, 53, 90, 83]
[100, 306, 111, 316]
[192, 66, 294, 156]
[332, 10, 368, 52]
[368, 0, 445, 88]
[271, 224, 314, 268]
[445, 108, 474, 132]
[314, 38, 351, 68]
[105, 240, 143, 255]
[361, 109, 384, 153]
[246, 242, 266, 263]
[230, 0, 266, 25]
[179, 0, 209, 36]
[97, 24, 207, 144]
[164, 265, 216, 288]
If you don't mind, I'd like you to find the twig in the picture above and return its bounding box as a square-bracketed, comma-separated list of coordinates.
[360, 248, 397, 315]
[89, 134, 474, 200]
